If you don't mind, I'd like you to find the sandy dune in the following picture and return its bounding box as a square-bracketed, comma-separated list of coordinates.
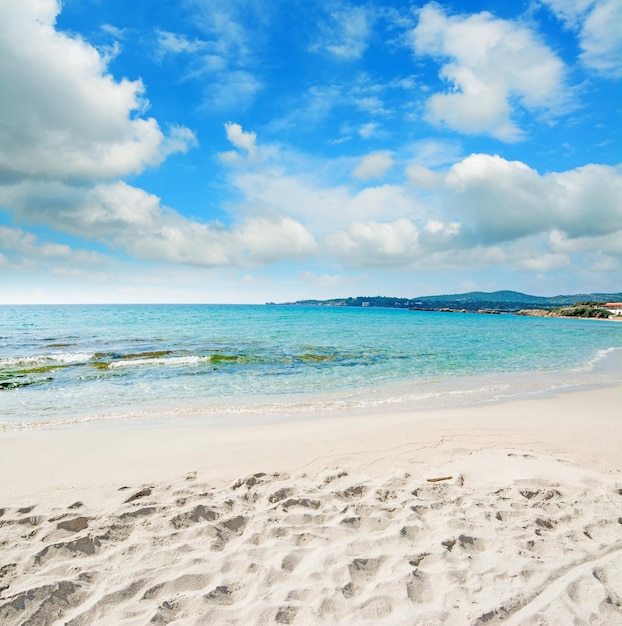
[1, 385, 621, 625]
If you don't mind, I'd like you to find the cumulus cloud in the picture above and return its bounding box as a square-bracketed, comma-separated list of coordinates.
[0, 179, 317, 268]
[221, 132, 621, 274]
[549, 229, 622, 256]
[411, 3, 567, 140]
[352, 152, 394, 180]
[0, 0, 195, 183]
[230, 165, 418, 231]
[326, 219, 420, 266]
[236, 214, 318, 263]
[444, 155, 622, 244]
[213, 117, 620, 267]
[0, 180, 162, 238]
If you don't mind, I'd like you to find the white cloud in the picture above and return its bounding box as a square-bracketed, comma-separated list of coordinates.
[187, 0, 253, 59]
[202, 71, 262, 111]
[230, 167, 416, 231]
[354, 96, 391, 116]
[538, 0, 595, 27]
[231, 170, 352, 229]
[0, 180, 163, 238]
[224, 122, 258, 158]
[548, 229, 622, 256]
[541, 1, 622, 77]
[444, 155, 622, 244]
[0, 179, 317, 268]
[156, 30, 207, 56]
[358, 122, 381, 139]
[269, 73, 410, 136]
[518, 252, 570, 272]
[352, 152, 394, 180]
[424, 219, 459, 236]
[411, 3, 567, 140]
[0, 0, 195, 182]
[406, 140, 464, 168]
[154, 3, 264, 110]
[0, 225, 103, 271]
[236, 215, 318, 263]
[326, 219, 420, 266]
[313, 6, 373, 60]
[579, 1, 622, 77]
[349, 185, 413, 221]
[101, 24, 129, 40]
[221, 127, 621, 272]
[406, 164, 441, 189]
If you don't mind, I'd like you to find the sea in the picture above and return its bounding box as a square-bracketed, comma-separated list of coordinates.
[1, 304, 621, 430]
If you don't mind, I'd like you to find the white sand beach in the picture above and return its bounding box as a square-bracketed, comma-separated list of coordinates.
[1, 385, 621, 625]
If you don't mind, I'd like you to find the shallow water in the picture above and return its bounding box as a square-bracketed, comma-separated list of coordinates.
[1, 304, 621, 428]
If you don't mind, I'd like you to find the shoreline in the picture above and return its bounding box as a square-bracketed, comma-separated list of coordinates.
[1, 383, 621, 624]
[3, 344, 621, 432]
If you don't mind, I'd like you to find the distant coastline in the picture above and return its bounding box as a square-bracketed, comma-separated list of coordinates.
[269, 290, 622, 319]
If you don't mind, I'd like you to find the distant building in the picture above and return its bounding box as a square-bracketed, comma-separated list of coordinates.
[603, 303, 622, 316]
[361, 302, 370, 307]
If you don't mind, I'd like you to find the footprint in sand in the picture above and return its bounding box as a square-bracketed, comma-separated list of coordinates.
[275, 604, 298, 624]
[170, 504, 219, 529]
[406, 569, 433, 603]
[358, 596, 394, 620]
[281, 550, 304, 572]
[56, 516, 90, 533]
[347, 557, 384, 583]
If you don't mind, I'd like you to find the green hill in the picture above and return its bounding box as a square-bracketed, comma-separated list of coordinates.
[275, 290, 622, 312]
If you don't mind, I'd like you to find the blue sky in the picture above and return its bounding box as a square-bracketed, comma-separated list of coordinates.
[0, 0, 620, 303]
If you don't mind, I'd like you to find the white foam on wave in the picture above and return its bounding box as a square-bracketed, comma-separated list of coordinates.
[0, 352, 94, 367]
[107, 355, 211, 369]
[579, 346, 619, 371]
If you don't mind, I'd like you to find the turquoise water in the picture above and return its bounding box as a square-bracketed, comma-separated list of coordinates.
[1, 304, 621, 428]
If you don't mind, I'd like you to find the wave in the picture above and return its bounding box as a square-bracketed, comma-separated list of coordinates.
[566, 346, 622, 374]
[107, 355, 211, 369]
[0, 352, 94, 367]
